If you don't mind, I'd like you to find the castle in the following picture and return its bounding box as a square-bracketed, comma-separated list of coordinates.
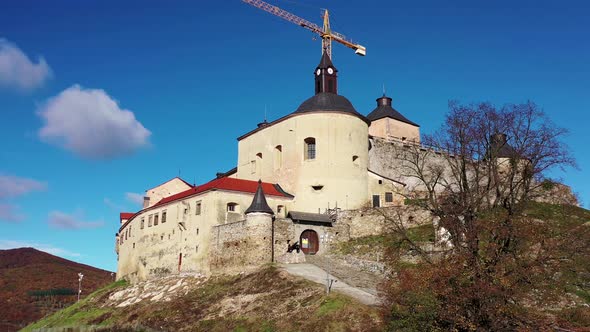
[115, 51, 424, 281]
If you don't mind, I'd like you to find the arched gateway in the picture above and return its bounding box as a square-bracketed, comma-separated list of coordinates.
[300, 229, 319, 255]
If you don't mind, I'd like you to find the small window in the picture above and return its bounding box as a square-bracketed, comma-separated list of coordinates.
[385, 192, 393, 203]
[304, 137, 316, 160]
[162, 211, 167, 223]
[184, 207, 189, 215]
[148, 215, 153, 227]
[378, 180, 383, 185]
[133, 243, 135, 249]
[352, 155, 359, 166]
[227, 202, 239, 212]
[256, 153, 262, 175]
[154, 213, 159, 226]
[312, 185, 324, 191]
[195, 201, 202, 215]
[196, 228, 199, 235]
[277, 205, 284, 213]
[160, 235, 164, 240]
[141, 218, 145, 229]
[274, 145, 282, 169]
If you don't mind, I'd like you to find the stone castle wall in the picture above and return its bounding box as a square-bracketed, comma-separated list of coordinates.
[209, 213, 273, 274]
[332, 205, 432, 242]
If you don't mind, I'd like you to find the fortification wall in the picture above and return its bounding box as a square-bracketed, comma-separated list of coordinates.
[333, 205, 432, 241]
[209, 213, 273, 274]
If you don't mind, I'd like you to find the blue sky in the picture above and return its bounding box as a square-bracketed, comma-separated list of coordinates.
[1, 0, 588, 271]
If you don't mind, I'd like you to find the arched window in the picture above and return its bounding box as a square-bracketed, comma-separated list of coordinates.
[304, 137, 316, 160]
[274, 145, 282, 169]
[227, 202, 239, 212]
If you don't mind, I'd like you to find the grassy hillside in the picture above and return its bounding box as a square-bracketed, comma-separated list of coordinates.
[25, 266, 383, 332]
[0, 248, 113, 331]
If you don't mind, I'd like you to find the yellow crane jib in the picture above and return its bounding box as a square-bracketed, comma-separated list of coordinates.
[242, 0, 366, 58]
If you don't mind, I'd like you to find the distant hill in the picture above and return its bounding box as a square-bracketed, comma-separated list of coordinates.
[0, 247, 113, 332]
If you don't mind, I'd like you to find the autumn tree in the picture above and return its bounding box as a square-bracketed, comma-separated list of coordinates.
[382, 101, 588, 331]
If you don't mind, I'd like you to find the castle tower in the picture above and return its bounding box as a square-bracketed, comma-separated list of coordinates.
[245, 180, 275, 263]
[314, 50, 338, 94]
[236, 52, 370, 211]
[367, 93, 420, 142]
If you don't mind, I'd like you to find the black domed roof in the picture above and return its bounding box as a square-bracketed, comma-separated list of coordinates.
[294, 92, 370, 125]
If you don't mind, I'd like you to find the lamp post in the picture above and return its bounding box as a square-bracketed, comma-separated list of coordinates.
[77, 273, 84, 302]
[320, 232, 336, 295]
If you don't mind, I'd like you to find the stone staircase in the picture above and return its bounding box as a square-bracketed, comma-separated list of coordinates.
[304, 254, 383, 296]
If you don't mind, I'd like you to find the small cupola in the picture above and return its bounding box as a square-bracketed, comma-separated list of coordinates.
[314, 50, 338, 94]
[489, 133, 518, 158]
[366, 93, 419, 127]
[245, 180, 274, 215]
[376, 95, 393, 107]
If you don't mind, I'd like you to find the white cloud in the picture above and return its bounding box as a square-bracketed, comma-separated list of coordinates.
[0, 240, 81, 257]
[0, 174, 47, 199]
[48, 210, 104, 230]
[125, 192, 144, 206]
[37, 85, 151, 159]
[0, 203, 24, 222]
[0, 38, 52, 91]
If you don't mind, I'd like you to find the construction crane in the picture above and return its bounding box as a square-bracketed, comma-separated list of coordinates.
[242, 0, 366, 58]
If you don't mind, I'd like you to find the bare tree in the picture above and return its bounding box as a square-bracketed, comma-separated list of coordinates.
[382, 101, 587, 331]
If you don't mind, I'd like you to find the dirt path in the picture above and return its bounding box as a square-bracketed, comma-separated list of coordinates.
[279, 263, 379, 306]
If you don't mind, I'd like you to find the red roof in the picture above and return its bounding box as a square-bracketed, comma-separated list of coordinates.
[120, 212, 134, 221]
[153, 177, 290, 208]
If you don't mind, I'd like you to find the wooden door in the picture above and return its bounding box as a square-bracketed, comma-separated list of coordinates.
[300, 230, 319, 255]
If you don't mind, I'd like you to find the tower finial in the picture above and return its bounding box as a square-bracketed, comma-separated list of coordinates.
[382, 83, 386, 96]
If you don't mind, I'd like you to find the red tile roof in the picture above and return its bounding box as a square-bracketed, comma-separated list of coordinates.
[153, 177, 290, 208]
[119, 212, 134, 221]
[118, 177, 292, 232]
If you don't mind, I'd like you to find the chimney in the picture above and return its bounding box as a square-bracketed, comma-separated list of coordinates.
[143, 196, 150, 209]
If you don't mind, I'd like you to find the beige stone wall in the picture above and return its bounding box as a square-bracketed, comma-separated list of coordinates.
[369, 118, 420, 143]
[116, 189, 291, 282]
[144, 178, 192, 208]
[334, 206, 432, 240]
[368, 137, 451, 194]
[367, 171, 405, 207]
[236, 113, 369, 212]
[209, 213, 273, 274]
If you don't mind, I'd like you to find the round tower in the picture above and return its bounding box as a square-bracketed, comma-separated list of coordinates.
[289, 50, 369, 211]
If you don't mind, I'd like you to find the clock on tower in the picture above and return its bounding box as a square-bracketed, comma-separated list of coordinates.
[314, 50, 338, 94]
